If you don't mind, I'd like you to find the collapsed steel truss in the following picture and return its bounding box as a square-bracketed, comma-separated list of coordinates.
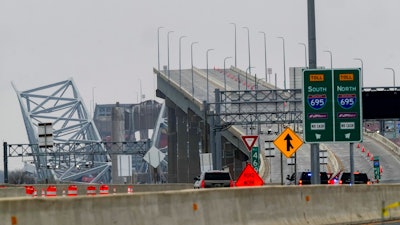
[11, 78, 168, 184]
[12, 78, 111, 183]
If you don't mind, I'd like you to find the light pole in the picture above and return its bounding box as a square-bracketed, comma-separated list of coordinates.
[277, 37, 286, 89]
[191, 42, 199, 97]
[179, 35, 187, 87]
[157, 26, 164, 72]
[323, 50, 333, 69]
[167, 31, 174, 79]
[230, 23, 237, 67]
[259, 31, 268, 82]
[384, 67, 396, 139]
[384, 67, 396, 88]
[206, 48, 214, 102]
[91, 86, 96, 119]
[299, 42, 307, 68]
[243, 27, 251, 75]
[245, 66, 255, 90]
[224, 56, 232, 91]
[353, 58, 364, 87]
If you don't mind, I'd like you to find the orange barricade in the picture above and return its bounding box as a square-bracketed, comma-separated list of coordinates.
[46, 185, 57, 197]
[67, 185, 78, 197]
[86, 185, 96, 196]
[99, 184, 109, 195]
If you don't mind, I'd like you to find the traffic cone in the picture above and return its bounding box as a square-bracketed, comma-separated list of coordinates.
[361, 147, 365, 152]
[357, 143, 360, 148]
[370, 154, 374, 161]
[380, 165, 383, 174]
[367, 151, 370, 157]
[33, 188, 37, 198]
[41, 188, 46, 197]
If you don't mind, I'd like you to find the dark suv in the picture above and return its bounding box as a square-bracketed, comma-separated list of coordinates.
[339, 172, 371, 185]
[287, 171, 330, 185]
[194, 170, 234, 188]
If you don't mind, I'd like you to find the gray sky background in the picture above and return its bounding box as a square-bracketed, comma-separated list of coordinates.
[1, 0, 400, 170]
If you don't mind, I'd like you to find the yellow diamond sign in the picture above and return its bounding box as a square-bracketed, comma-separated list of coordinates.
[273, 127, 303, 158]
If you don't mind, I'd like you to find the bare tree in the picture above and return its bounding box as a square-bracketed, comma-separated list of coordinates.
[8, 170, 35, 184]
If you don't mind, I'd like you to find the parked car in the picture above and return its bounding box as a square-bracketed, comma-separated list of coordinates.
[193, 170, 234, 189]
[286, 171, 330, 185]
[338, 172, 371, 185]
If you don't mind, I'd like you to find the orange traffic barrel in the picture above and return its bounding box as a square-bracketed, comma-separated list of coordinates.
[67, 185, 78, 197]
[46, 185, 57, 197]
[25, 186, 35, 196]
[86, 185, 96, 196]
[99, 184, 109, 195]
[127, 185, 134, 194]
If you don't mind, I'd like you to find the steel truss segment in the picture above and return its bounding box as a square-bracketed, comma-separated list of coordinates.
[210, 89, 303, 125]
[12, 78, 109, 182]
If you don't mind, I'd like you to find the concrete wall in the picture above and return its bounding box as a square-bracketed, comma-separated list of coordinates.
[2, 184, 400, 225]
[0, 186, 25, 198]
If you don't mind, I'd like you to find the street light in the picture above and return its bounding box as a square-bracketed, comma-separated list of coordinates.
[298, 42, 307, 68]
[206, 48, 214, 102]
[224, 57, 232, 91]
[384, 67, 396, 88]
[259, 31, 268, 82]
[157, 26, 164, 72]
[243, 27, 251, 75]
[179, 35, 187, 87]
[191, 42, 199, 97]
[323, 50, 333, 69]
[245, 66, 255, 90]
[167, 31, 174, 79]
[230, 23, 237, 67]
[353, 58, 364, 88]
[277, 37, 286, 89]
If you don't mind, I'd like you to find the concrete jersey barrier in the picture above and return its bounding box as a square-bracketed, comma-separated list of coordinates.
[2, 185, 400, 225]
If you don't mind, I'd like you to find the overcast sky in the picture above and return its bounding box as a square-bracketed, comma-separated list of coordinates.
[1, 0, 400, 170]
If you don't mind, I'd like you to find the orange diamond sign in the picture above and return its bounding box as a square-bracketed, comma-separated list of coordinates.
[273, 127, 303, 158]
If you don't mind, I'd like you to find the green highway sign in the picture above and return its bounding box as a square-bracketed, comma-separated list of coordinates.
[333, 69, 362, 142]
[251, 147, 260, 172]
[303, 68, 362, 143]
[303, 69, 334, 142]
